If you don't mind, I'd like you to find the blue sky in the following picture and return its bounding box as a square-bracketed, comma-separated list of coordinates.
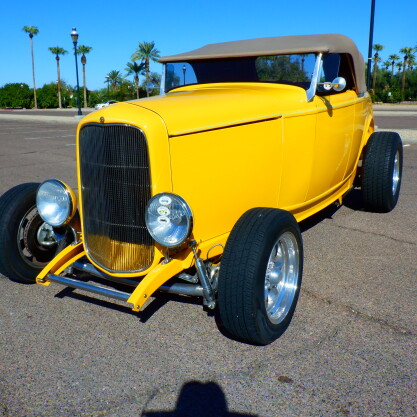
[2, 0, 416, 92]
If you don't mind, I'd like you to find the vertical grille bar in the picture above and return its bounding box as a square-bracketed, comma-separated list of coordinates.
[79, 124, 153, 272]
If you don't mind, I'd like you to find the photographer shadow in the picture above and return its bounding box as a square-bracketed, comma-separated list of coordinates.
[142, 381, 258, 417]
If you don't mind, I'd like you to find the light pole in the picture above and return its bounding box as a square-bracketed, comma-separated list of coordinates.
[71, 27, 82, 116]
[182, 65, 186, 85]
[105, 75, 110, 97]
[366, 0, 376, 91]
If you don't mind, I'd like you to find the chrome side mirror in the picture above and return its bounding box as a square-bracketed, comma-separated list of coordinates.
[331, 77, 346, 92]
[318, 77, 347, 93]
[146, 82, 155, 94]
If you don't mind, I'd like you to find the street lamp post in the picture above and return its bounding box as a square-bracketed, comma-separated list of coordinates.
[182, 65, 186, 85]
[105, 75, 110, 97]
[366, 0, 376, 91]
[71, 27, 82, 116]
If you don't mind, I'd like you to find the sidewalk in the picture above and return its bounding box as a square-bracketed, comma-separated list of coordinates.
[0, 108, 93, 123]
[373, 103, 417, 111]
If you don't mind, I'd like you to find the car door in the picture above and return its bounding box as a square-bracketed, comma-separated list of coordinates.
[306, 54, 357, 200]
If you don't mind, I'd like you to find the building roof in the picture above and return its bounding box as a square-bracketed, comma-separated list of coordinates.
[160, 34, 366, 93]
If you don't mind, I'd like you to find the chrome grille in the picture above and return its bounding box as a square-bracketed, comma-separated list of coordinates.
[79, 124, 153, 272]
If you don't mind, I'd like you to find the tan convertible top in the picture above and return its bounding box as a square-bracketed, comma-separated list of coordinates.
[160, 34, 366, 93]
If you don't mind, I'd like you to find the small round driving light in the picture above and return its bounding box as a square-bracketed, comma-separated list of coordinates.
[36, 180, 76, 227]
[145, 193, 193, 247]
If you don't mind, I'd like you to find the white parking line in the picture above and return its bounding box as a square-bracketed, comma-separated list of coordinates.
[25, 135, 74, 140]
[1, 129, 73, 133]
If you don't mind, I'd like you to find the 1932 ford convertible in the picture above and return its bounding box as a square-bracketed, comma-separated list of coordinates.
[0, 34, 402, 345]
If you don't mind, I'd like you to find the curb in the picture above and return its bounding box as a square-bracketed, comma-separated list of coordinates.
[0, 114, 82, 124]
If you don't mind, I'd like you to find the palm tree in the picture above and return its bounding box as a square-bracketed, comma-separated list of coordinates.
[48, 46, 67, 109]
[372, 44, 384, 91]
[383, 60, 391, 71]
[106, 70, 123, 91]
[408, 55, 417, 71]
[131, 41, 160, 96]
[396, 62, 403, 74]
[400, 47, 414, 99]
[23, 26, 39, 108]
[126, 61, 145, 99]
[388, 54, 400, 75]
[407, 54, 416, 70]
[76, 45, 92, 108]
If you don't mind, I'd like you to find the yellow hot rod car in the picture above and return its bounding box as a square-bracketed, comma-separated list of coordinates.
[0, 34, 402, 345]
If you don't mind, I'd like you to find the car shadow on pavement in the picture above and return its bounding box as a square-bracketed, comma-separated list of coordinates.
[298, 202, 340, 233]
[53, 284, 204, 323]
[142, 381, 258, 417]
[299, 188, 365, 233]
[341, 188, 365, 211]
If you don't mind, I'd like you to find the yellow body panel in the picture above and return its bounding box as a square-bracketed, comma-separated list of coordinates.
[169, 118, 282, 241]
[36, 82, 373, 309]
[130, 83, 292, 136]
[36, 242, 85, 284]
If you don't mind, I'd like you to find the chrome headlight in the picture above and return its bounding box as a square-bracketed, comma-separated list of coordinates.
[145, 193, 193, 247]
[36, 180, 76, 227]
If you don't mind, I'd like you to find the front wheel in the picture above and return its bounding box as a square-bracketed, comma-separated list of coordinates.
[0, 183, 61, 283]
[217, 208, 303, 345]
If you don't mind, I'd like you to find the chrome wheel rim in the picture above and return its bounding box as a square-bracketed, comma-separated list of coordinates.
[392, 150, 400, 196]
[264, 232, 299, 324]
[17, 206, 57, 268]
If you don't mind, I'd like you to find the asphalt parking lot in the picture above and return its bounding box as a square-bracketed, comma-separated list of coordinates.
[0, 117, 416, 417]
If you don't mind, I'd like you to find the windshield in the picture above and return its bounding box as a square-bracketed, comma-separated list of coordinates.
[164, 54, 317, 93]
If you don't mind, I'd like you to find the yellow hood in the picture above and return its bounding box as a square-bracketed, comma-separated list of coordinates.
[128, 83, 306, 136]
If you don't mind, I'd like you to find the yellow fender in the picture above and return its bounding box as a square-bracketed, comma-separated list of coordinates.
[36, 242, 85, 285]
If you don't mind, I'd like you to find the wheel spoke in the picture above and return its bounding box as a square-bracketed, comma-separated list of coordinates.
[264, 232, 299, 324]
[19, 238, 26, 250]
[392, 151, 400, 196]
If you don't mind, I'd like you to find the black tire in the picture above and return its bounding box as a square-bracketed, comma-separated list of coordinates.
[362, 131, 403, 212]
[0, 183, 58, 283]
[218, 208, 303, 345]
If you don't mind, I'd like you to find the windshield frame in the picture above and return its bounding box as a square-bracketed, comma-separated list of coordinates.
[162, 53, 322, 94]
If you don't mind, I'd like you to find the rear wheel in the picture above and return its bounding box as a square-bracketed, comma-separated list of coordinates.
[0, 183, 59, 283]
[362, 131, 403, 212]
[218, 208, 303, 345]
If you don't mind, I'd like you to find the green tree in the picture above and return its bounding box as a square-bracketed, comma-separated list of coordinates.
[388, 54, 400, 75]
[382, 60, 391, 71]
[131, 41, 160, 96]
[0, 83, 32, 108]
[126, 61, 145, 99]
[37, 82, 59, 108]
[106, 70, 124, 91]
[77, 45, 93, 107]
[396, 62, 403, 74]
[407, 54, 416, 70]
[372, 44, 384, 92]
[399, 47, 414, 99]
[88, 90, 107, 108]
[405, 68, 417, 100]
[23, 25, 39, 109]
[48, 46, 67, 108]
[256, 55, 309, 83]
